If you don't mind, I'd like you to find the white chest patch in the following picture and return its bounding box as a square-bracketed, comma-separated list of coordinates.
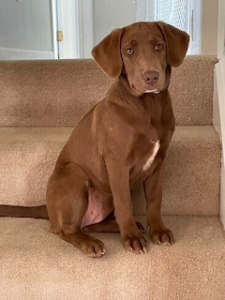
[143, 140, 160, 171]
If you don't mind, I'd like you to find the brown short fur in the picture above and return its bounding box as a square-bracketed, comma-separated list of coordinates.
[0, 22, 189, 258]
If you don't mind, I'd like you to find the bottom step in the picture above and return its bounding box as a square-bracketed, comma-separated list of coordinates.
[0, 216, 225, 300]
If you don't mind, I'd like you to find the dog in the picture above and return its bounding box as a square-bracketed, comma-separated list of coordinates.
[0, 22, 189, 258]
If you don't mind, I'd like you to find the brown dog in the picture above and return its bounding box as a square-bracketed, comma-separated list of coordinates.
[0, 22, 189, 258]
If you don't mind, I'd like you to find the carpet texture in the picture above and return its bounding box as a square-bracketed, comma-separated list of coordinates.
[0, 126, 220, 216]
[0, 216, 225, 300]
[0, 56, 223, 300]
[0, 56, 216, 127]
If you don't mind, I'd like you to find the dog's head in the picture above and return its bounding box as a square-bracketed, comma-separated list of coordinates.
[92, 22, 189, 96]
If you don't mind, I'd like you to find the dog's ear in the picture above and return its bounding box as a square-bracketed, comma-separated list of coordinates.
[92, 28, 124, 78]
[157, 22, 189, 67]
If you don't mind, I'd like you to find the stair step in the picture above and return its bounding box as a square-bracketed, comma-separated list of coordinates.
[0, 55, 216, 127]
[0, 126, 220, 216]
[170, 55, 217, 125]
[0, 216, 225, 299]
[133, 125, 221, 216]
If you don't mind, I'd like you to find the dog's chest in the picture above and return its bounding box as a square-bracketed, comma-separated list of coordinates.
[129, 103, 171, 186]
[142, 140, 160, 171]
[129, 127, 162, 186]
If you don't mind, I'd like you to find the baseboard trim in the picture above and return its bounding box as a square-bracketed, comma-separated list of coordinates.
[215, 55, 225, 229]
[221, 159, 225, 229]
[0, 47, 54, 60]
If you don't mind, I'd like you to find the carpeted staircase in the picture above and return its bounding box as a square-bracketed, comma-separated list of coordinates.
[0, 56, 225, 300]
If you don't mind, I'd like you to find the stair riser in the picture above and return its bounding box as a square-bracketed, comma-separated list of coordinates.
[0, 56, 216, 127]
[0, 127, 220, 216]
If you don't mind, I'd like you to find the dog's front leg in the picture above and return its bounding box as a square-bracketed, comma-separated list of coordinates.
[144, 160, 175, 246]
[106, 159, 147, 254]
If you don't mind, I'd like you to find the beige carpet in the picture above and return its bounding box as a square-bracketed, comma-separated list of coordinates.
[0, 56, 223, 300]
[0, 56, 216, 127]
[0, 126, 220, 216]
[0, 216, 225, 300]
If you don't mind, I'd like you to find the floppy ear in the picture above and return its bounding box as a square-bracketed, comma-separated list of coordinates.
[157, 22, 190, 67]
[92, 28, 124, 78]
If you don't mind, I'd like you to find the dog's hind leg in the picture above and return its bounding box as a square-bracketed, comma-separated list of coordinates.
[46, 163, 105, 258]
[83, 219, 145, 233]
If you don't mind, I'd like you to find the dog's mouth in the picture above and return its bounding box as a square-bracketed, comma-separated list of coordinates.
[144, 88, 160, 94]
[131, 83, 162, 96]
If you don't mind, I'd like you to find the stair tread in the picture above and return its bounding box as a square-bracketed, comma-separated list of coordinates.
[0, 125, 220, 146]
[0, 126, 220, 216]
[0, 216, 225, 299]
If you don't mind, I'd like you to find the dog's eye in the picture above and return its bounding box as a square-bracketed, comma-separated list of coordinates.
[126, 48, 134, 54]
[155, 44, 163, 50]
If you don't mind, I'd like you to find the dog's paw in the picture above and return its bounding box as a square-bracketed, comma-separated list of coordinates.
[149, 227, 175, 246]
[122, 232, 147, 254]
[80, 237, 106, 258]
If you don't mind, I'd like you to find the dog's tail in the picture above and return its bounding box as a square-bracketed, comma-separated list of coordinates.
[0, 205, 49, 219]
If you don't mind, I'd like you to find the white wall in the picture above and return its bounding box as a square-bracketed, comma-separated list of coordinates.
[217, 0, 225, 58]
[201, 0, 219, 54]
[79, 0, 94, 58]
[213, 0, 225, 229]
[93, 0, 136, 45]
[0, 0, 54, 60]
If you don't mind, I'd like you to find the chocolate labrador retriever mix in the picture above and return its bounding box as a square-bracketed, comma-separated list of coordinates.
[0, 22, 189, 258]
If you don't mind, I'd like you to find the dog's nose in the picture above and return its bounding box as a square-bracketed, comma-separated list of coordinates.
[142, 71, 159, 85]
